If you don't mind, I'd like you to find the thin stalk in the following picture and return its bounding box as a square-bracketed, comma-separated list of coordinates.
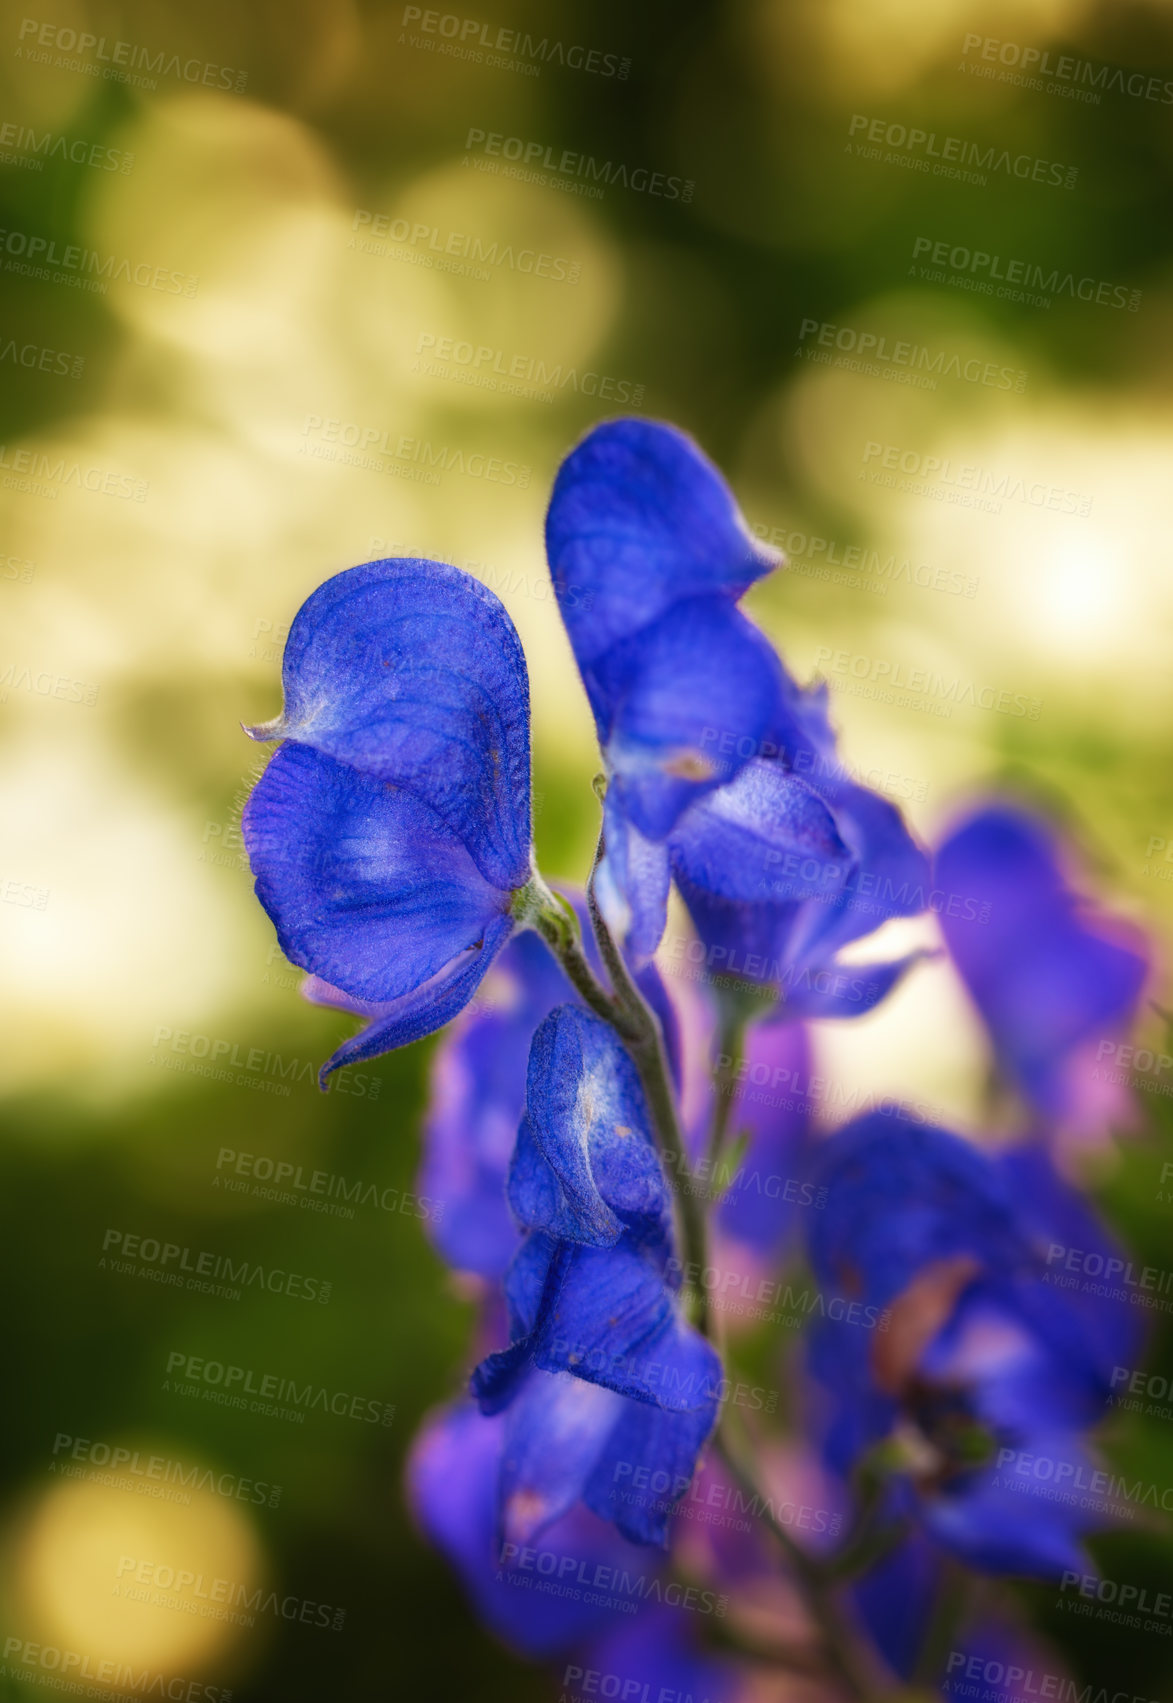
[713, 1423, 895, 1703]
[583, 825, 711, 1337]
[705, 1006, 747, 1175]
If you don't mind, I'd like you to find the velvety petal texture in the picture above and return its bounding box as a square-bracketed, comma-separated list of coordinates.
[243, 559, 534, 1076]
[470, 1006, 722, 1546]
[408, 1399, 661, 1655]
[936, 801, 1149, 1126]
[416, 899, 681, 1278]
[248, 558, 531, 888]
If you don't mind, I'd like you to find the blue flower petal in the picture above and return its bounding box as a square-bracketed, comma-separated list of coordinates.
[408, 1400, 656, 1657]
[244, 741, 510, 1005]
[781, 952, 929, 1021]
[597, 596, 785, 839]
[583, 1397, 718, 1546]
[247, 559, 531, 890]
[937, 802, 1148, 1120]
[668, 760, 848, 902]
[499, 1369, 625, 1544]
[594, 790, 671, 964]
[514, 1006, 667, 1248]
[533, 1239, 721, 1415]
[920, 1443, 1094, 1577]
[546, 418, 778, 678]
[303, 913, 513, 1084]
[808, 1115, 1033, 1306]
[786, 783, 932, 971]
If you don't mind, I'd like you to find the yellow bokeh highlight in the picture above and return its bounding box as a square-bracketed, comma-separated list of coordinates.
[10, 1465, 263, 1677]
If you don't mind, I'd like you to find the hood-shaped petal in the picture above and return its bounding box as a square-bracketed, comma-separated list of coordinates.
[244, 741, 511, 1005]
[247, 558, 531, 890]
[594, 596, 786, 838]
[514, 1006, 668, 1247]
[668, 759, 848, 902]
[546, 417, 778, 675]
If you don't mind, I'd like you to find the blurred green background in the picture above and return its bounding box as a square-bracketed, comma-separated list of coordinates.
[2, 0, 1172, 1697]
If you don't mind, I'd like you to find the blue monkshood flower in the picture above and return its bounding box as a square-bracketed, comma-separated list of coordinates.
[418, 899, 680, 1280]
[470, 1004, 722, 1546]
[408, 1398, 660, 1657]
[546, 418, 930, 1002]
[805, 1113, 1130, 1578]
[673, 681, 933, 1018]
[241, 559, 534, 1082]
[936, 800, 1149, 1134]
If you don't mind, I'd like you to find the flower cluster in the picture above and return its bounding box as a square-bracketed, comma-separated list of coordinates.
[243, 418, 1152, 1700]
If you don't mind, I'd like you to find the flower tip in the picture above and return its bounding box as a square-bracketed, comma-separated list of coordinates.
[242, 714, 286, 743]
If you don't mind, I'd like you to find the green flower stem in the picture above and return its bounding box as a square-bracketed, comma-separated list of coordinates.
[581, 831, 712, 1339]
[512, 871, 639, 1040]
[705, 1004, 748, 1175]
